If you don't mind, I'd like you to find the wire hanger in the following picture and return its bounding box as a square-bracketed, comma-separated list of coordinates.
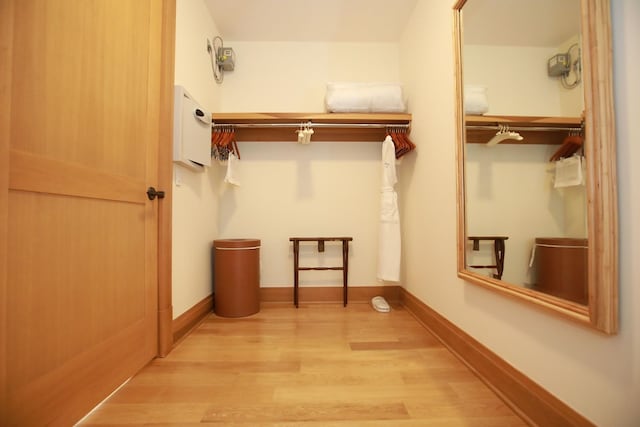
[486, 125, 523, 146]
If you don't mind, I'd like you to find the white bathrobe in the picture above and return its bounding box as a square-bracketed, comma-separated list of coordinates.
[377, 135, 401, 281]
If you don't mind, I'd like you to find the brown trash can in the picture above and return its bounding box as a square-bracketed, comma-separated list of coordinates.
[213, 238, 261, 317]
[534, 237, 588, 304]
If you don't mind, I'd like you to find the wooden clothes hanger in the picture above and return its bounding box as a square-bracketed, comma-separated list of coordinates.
[387, 127, 415, 159]
[212, 126, 241, 160]
[549, 132, 583, 162]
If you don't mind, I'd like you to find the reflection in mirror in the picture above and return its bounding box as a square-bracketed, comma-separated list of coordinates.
[453, 0, 618, 333]
[463, 0, 586, 303]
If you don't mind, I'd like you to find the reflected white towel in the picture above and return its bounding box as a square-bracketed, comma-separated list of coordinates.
[224, 152, 240, 186]
[554, 155, 584, 188]
[464, 85, 489, 115]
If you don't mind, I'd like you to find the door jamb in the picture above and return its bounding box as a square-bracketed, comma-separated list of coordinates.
[157, 0, 176, 358]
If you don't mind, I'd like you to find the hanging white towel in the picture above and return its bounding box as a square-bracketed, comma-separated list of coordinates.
[377, 135, 401, 282]
[224, 152, 241, 186]
[554, 155, 584, 188]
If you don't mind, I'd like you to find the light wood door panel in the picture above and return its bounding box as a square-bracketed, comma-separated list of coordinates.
[10, 0, 150, 179]
[1, 0, 171, 425]
[7, 192, 147, 385]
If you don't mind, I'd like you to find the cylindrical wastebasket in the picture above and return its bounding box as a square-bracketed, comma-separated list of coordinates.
[213, 238, 261, 317]
[534, 237, 588, 304]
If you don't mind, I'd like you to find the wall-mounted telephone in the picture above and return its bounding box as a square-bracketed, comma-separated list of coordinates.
[548, 53, 570, 77]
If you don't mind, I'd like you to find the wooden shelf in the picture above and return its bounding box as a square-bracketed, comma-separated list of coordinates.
[211, 112, 412, 142]
[465, 115, 583, 145]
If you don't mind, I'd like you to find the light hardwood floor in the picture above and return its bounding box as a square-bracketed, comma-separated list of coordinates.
[80, 303, 527, 426]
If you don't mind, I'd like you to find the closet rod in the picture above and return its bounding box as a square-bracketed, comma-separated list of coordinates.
[212, 122, 411, 129]
[466, 125, 582, 132]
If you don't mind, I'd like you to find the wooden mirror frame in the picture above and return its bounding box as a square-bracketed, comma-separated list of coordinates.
[453, 0, 618, 333]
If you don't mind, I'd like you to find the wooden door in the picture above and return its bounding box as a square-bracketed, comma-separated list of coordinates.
[0, 1, 174, 425]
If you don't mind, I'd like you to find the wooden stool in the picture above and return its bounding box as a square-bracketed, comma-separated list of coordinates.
[467, 236, 508, 280]
[289, 237, 353, 308]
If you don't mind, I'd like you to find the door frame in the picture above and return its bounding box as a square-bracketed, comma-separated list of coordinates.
[158, 0, 176, 358]
[0, 0, 11, 411]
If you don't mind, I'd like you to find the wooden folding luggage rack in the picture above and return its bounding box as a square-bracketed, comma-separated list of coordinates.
[289, 237, 353, 307]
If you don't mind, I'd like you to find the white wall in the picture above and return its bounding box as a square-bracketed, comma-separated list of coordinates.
[219, 42, 401, 112]
[464, 41, 583, 117]
[172, 0, 222, 317]
[557, 35, 584, 116]
[464, 40, 585, 285]
[400, 1, 639, 426]
[465, 144, 564, 285]
[215, 41, 402, 288]
[465, 45, 563, 116]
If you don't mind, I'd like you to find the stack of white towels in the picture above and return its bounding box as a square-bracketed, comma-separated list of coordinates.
[464, 85, 489, 115]
[325, 82, 406, 113]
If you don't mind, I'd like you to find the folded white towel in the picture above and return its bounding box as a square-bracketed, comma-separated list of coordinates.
[224, 152, 240, 186]
[325, 82, 406, 113]
[464, 85, 489, 115]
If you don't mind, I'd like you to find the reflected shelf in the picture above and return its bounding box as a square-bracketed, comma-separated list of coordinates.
[465, 115, 583, 145]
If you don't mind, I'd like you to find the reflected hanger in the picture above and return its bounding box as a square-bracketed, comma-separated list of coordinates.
[549, 130, 584, 162]
[486, 125, 523, 146]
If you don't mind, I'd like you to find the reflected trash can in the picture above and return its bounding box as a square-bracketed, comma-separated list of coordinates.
[534, 237, 588, 304]
[213, 238, 261, 317]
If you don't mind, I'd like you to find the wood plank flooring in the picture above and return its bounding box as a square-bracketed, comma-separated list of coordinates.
[80, 303, 527, 426]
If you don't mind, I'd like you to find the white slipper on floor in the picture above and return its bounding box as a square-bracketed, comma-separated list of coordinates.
[371, 296, 390, 313]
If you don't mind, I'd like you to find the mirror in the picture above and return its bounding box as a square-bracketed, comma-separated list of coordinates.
[454, 0, 618, 333]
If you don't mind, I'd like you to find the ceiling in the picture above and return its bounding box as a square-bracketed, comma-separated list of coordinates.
[203, 0, 418, 42]
[203, 0, 581, 47]
[463, 0, 581, 47]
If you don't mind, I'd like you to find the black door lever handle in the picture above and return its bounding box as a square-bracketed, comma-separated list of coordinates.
[146, 187, 165, 200]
